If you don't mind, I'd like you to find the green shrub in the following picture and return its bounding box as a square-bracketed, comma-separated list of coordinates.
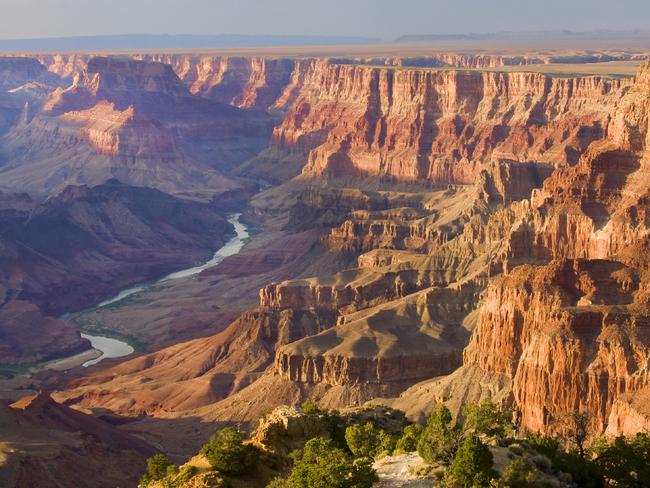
[507, 443, 524, 456]
[417, 404, 462, 464]
[266, 477, 291, 488]
[395, 424, 423, 453]
[447, 434, 496, 488]
[552, 451, 603, 488]
[408, 463, 442, 479]
[174, 465, 198, 485]
[323, 409, 348, 450]
[140, 454, 175, 486]
[287, 437, 377, 488]
[592, 433, 650, 487]
[345, 422, 396, 459]
[345, 422, 378, 458]
[462, 399, 511, 440]
[499, 457, 542, 487]
[526, 434, 559, 459]
[375, 430, 398, 459]
[301, 401, 324, 415]
[530, 453, 552, 474]
[200, 427, 260, 475]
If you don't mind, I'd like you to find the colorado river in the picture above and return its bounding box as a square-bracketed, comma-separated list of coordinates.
[81, 334, 135, 367]
[78, 213, 249, 367]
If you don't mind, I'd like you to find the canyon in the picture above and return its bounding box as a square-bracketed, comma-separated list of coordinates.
[0, 47, 649, 485]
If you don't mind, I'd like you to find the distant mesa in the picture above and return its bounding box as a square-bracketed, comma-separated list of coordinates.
[395, 29, 650, 43]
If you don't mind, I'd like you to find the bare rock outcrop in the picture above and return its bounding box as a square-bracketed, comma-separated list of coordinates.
[1, 57, 272, 198]
[0, 391, 155, 488]
[0, 56, 62, 91]
[273, 286, 478, 398]
[252, 406, 331, 455]
[398, 61, 650, 436]
[464, 260, 650, 434]
[251, 404, 408, 456]
[271, 61, 625, 184]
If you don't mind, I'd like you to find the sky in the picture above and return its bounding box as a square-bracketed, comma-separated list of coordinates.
[1, 0, 650, 40]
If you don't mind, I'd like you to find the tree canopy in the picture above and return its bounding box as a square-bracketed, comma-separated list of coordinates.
[200, 427, 260, 475]
[286, 437, 377, 488]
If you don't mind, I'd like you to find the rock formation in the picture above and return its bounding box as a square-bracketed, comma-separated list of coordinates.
[0, 56, 62, 91]
[251, 404, 407, 456]
[387, 60, 650, 436]
[0, 56, 273, 198]
[0, 391, 155, 488]
[273, 61, 624, 184]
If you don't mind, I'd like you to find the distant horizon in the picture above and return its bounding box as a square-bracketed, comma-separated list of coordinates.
[3, 27, 650, 42]
[1, 0, 650, 41]
[2, 28, 650, 54]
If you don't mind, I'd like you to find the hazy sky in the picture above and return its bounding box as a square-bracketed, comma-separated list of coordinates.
[1, 0, 650, 40]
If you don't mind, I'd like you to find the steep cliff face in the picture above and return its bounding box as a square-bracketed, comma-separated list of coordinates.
[274, 286, 477, 396]
[0, 57, 273, 198]
[259, 267, 439, 314]
[0, 57, 64, 135]
[140, 55, 296, 109]
[271, 60, 625, 184]
[35, 53, 90, 79]
[20, 54, 635, 190]
[0, 56, 62, 91]
[464, 260, 649, 435]
[322, 185, 478, 254]
[423, 61, 650, 436]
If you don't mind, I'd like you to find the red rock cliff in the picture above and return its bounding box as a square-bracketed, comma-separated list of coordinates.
[270, 60, 626, 184]
[455, 61, 650, 436]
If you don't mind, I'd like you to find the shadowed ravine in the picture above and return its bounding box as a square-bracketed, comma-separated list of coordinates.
[75, 213, 250, 366]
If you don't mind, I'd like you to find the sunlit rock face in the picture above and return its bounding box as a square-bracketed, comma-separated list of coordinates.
[447, 62, 650, 436]
[1, 56, 274, 198]
[271, 60, 624, 183]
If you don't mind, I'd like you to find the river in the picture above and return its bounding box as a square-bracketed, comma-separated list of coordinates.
[78, 213, 249, 367]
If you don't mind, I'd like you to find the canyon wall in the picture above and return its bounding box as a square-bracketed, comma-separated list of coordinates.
[0, 56, 273, 198]
[418, 61, 650, 436]
[249, 60, 650, 435]
[273, 61, 625, 184]
[273, 286, 478, 396]
[9, 53, 634, 190]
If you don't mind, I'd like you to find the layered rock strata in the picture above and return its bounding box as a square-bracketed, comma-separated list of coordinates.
[275, 62, 625, 184]
[1, 57, 272, 198]
[392, 61, 650, 436]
